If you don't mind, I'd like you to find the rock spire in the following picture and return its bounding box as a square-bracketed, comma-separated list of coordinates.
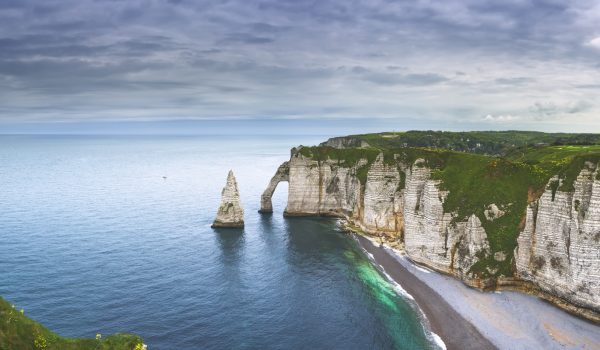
[212, 170, 244, 228]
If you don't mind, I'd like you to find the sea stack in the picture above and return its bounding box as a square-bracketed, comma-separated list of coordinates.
[211, 170, 244, 228]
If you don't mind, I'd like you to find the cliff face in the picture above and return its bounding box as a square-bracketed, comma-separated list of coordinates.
[402, 162, 493, 282]
[319, 136, 370, 149]
[362, 154, 403, 237]
[261, 146, 600, 321]
[515, 164, 600, 313]
[284, 151, 362, 216]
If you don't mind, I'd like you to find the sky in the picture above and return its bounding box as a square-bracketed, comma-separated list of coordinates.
[1, 0, 600, 134]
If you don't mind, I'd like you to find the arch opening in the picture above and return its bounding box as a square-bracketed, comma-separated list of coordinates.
[259, 161, 289, 213]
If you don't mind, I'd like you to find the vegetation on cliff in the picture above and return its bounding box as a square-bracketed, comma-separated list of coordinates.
[297, 146, 380, 185]
[302, 132, 600, 279]
[0, 297, 144, 350]
[505, 144, 600, 191]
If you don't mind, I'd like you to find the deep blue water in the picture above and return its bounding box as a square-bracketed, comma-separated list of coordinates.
[0, 135, 435, 350]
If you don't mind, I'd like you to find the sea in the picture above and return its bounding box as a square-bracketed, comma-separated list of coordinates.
[0, 135, 437, 350]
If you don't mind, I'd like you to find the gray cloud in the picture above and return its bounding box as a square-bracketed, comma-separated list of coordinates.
[0, 0, 599, 128]
[567, 100, 593, 114]
[360, 71, 449, 86]
[218, 33, 275, 45]
[529, 100, 594, 120]
[494, 77, 535, 86]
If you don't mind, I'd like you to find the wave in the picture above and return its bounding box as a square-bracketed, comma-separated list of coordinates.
[353, 234, 447, 350]
[431, 332, 447, 350]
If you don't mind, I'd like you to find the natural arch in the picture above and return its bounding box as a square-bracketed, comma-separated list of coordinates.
[259, 161, 289, 213]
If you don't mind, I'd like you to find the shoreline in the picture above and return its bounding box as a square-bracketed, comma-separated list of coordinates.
[354, 234, 496, 350]
[337, 214, 599, 322]
[352, 232, 600, 350]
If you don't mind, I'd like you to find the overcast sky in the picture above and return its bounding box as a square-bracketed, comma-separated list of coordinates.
[1, 0, 599, 133]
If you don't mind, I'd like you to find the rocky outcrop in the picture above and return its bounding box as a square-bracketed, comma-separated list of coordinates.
[319, 136, 370, 149]
[515, 164, 600, 313]
[262, 147, 600, 321]
[284, 151, 362, 216]
[484, 204, 505, 221]
[212, 170, 244, 228]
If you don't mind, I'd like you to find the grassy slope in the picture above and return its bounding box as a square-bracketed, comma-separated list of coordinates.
[301, 133, 600, 279]
[340, 130, 600, 156]
[505, 145, 600, 191]
[0, 297, 143, 350]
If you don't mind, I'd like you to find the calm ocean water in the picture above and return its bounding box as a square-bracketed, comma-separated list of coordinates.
[0, 135, 435, 350]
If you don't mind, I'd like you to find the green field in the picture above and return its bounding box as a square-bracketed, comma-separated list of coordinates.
[328, 130, 600, 156]
[0, 297, 143, 350]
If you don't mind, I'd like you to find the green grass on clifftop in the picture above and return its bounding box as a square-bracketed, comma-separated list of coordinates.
[297, 146, 381, 184]
[506, 145, 600, 191]
[0, 297, 143, 350]
[329, 130, 600, 156]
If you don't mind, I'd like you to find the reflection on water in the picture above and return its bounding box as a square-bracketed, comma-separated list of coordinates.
[215, 229, 245, 264]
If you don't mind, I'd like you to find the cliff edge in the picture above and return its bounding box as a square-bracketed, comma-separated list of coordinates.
[261, 131, 600, 322]
[0, 296, 145, 350]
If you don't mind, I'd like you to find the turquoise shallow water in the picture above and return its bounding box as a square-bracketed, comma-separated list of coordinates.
[0, 135, 434, 350]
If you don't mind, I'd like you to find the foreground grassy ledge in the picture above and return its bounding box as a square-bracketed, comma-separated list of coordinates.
[0, 297, 144, 350]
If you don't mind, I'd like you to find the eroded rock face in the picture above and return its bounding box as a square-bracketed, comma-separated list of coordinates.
[403, 162, 455, 271]
[285, 151, 362, 216]
[319, 136, 370, 149]
[212, 170, 244, 228]
[402, 163, 490, 278]
[454, 215, 491, 277]
[515, 165, 600, 311]
[362, 154, 403, 236]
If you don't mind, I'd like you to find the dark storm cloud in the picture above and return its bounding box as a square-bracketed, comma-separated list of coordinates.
[0, 0, 599, 126]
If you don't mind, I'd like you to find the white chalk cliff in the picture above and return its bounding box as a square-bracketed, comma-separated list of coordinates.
[212, 170, 244, 228]
[515, 164, 600, 315]
[261, 147, 600, 321]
